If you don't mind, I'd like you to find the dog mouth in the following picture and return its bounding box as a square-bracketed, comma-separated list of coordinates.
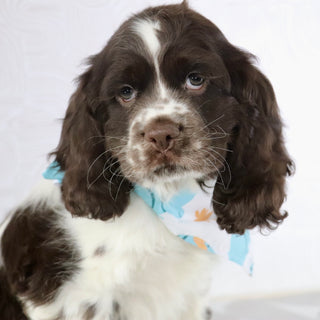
[138, 147, 212, 180]
[152, 164, 186, 176]
[122, 138, 218, 184]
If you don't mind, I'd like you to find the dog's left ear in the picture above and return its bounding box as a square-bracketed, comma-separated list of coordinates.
[213, 45, 294, 234]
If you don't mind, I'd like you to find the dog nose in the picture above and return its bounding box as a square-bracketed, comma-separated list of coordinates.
[145, 122, 180, 152]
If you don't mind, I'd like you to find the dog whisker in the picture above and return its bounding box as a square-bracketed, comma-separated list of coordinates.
[87, 150, 109, 187]
[191, 114, 225, 136]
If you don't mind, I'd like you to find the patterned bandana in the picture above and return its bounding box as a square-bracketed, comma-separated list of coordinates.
[43, 162, 253, 274]
[134, 183, 253, 274]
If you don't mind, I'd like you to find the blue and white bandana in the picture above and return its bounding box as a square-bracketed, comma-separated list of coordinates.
[42, 161, 64, 184]
[43, 162, 253, 274]
[134, 183, 253, 274]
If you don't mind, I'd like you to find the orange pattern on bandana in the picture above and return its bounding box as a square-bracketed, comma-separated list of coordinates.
[194, 208, 213, 221]
[193, 236, 208, 250]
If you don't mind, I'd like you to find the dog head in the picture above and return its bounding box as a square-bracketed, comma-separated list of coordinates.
[53, 2, 293, 234]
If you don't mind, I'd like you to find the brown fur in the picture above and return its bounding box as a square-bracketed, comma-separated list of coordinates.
[1, 205, 79, 305]
[0, 2, 293, 317]
[0, 268, 28, 320]
[52, 3, 292, 234]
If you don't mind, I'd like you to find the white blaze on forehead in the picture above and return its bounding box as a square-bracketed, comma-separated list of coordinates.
[129, 20, 190, 137]
[132, 18, 167, 99]
[128, 19, 191, 167]
[132, 19, 161, 58]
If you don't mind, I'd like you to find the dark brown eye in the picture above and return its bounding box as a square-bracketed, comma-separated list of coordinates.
[119, 85, 136, 102]
[186, 73, 205, 90]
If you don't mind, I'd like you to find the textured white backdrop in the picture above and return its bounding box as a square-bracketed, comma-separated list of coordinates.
[0, 0, 319, 297]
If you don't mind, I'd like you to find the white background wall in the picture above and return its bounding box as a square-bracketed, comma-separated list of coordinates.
[0, 0, 319, 297]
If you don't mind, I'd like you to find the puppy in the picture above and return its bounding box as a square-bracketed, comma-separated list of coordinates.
[0, 2, 293, 319]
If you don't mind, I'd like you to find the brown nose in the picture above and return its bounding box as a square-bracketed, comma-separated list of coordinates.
[144, 121, 180, 152]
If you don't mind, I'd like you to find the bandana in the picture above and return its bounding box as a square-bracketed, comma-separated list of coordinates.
[43, 162, 253, 274]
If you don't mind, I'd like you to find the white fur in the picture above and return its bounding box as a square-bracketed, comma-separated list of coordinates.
[132, 19, 168, 99]
[128, 19, 193, 186]
[130, 18, 190, 124]
[130, 19, 190, 125]
[20, 180, 222, 320]
[131, 100, 190, 125]
[142, 175, 204, 201]
[132, 19, 161, 59]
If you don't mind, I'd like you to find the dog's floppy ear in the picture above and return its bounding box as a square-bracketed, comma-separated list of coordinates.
[53, 57, 132, 220]
[212, 46, 294, 234]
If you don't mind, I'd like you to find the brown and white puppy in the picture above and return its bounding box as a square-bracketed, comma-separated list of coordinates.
[0, 2, 293, 319]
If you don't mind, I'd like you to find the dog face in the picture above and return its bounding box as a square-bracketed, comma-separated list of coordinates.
[102, 17, 237, 188]
[54, 3, 293, 234]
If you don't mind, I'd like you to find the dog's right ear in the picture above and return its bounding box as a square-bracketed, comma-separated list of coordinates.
[53, 57, 132, 220]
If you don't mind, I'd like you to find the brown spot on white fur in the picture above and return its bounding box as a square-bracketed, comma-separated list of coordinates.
[83, 304, 96, 320]
[93, 246, 106, 257]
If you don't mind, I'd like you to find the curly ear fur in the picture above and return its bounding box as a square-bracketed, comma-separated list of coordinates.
[53, 61, 132, 220]
[213, 47, 294, 234]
